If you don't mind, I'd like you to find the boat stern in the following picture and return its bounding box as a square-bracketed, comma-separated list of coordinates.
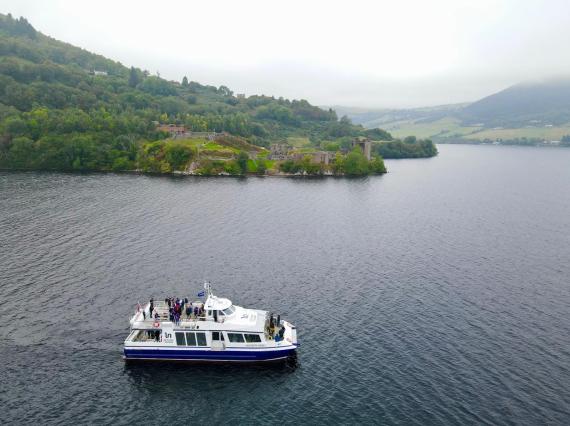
[282, 320, 298, 347]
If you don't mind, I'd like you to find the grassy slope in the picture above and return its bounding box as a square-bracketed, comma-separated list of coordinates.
[465, 124, 570, 141]
[377, 117, 480, 139]
[365, 115, 570, 141]
[0, 14, 361, 152]
[348, 79, 570, 142]
[0, 14, 437, 173]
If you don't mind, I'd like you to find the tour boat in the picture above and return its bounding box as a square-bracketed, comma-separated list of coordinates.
[123, 283, 298, 363]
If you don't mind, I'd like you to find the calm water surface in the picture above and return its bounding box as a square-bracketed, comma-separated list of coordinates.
[1, 145, 569, 425]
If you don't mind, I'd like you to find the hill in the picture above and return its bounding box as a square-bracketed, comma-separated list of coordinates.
[0, 13, 418, 174]
[338, 79, 570, 145]
[331, 104, 468, 130]
[460, 78, 570, 127]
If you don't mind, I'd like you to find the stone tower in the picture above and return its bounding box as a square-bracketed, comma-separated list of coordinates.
[351, 138, 372, 161]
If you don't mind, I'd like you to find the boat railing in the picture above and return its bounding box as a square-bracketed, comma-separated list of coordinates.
[133, 300, 208, 324]
[132, 314, 210, 327]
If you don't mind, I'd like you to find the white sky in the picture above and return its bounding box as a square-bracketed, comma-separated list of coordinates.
[2, 0, 570, 107]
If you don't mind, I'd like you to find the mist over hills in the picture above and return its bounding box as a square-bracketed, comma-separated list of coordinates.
[461, 78, 570, 127]
[335, 78, 570, 142]
[332, 104, 468, 127]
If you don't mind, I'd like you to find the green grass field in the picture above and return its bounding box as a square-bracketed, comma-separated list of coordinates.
[202, 141, 239, 153]
[467, 125, 570, 141]
[377, 117, 570, 141]
[166, 138, 205, 147]
[287, 137, 311, 147]
[382, 117, 481, 139]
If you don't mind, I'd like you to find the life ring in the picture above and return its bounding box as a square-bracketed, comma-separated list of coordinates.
[153, 321, 160, 328]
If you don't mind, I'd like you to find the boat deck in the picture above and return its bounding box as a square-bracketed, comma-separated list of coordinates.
[144, 300, 204, 322]
[131, 298, 272, 337]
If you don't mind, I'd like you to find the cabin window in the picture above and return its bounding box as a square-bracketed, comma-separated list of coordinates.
[212, 331, 220, 341]
[196, 332, 207, 346]
[228, 333, 245, 343]
[244, 334, 262, 343]
[186, 332, 197, 346]
[175, 332, 186, 346]
[222, 306, 235, 315]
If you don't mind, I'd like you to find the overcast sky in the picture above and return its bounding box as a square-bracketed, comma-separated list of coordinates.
[2, 0, 570, 108]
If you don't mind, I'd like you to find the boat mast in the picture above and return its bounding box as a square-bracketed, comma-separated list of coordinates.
[204, 281, 213, 298]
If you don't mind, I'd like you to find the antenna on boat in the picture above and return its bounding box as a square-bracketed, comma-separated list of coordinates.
[204, 281, 213, 297]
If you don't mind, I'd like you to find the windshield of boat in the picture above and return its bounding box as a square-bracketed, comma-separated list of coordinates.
[222, 305, 235, 316]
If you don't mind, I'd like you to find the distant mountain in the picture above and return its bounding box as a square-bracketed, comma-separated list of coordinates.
[325, 106, 391, 125]
[460, 78, 570, 127]
[329, 104, 469, 128]
[334, 79, 570, 143]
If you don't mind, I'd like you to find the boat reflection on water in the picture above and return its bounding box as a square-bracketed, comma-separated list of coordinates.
[123, 352, 299, 392]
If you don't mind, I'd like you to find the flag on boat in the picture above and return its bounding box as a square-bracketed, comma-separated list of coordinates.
[197, 290, 205, 297]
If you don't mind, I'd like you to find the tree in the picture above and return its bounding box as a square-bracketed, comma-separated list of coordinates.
[256, 158, 267, 175]
[111, 156, 133, 171]
[158, 97, 189, 115]
[326, 115, 355, 137]
[364, 127, 392, 140]
[279, 159, 298, 174]
[182, 76, 189, 87]
[223, 160, 241, 175]
[128, 67, 140, 88]
[322, 141, 340, 151]
[344, 148, 369, 176]
[164, 142, 195, 171]
[138, 76, 176, 96]
[4, 116, 27, 136]
[373, 139, 437, 159]
[300, 155, 321, 175]
[8, 136, 35, 167]
[218, 85, 233, 97]
[332, 152, 345, 175]
[237, 151, 249, 175]
[369, 156, 387, 174]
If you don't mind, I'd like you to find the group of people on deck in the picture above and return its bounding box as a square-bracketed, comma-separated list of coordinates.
[138, 297, 206, 343]
[142, 297, 205, 325]
[142, 299, 160, 321]
[167, 297, 186, 324]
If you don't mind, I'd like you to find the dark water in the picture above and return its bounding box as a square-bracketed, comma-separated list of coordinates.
[1, 145, 570, 425]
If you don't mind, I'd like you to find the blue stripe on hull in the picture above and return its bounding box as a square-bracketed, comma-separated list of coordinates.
[124, 347, 297, 362]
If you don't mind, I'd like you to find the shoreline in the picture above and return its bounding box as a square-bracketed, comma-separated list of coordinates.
[0, 168, 388, 178]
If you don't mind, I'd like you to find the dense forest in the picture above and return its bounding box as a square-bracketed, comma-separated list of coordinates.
[373, 136, 439, 159]
[0, 14, 436, 173]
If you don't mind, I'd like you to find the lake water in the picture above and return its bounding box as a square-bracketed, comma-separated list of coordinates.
[1, 145, 570, 425]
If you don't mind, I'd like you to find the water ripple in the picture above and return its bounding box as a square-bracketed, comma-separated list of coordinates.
[1, 146, 570, 424]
